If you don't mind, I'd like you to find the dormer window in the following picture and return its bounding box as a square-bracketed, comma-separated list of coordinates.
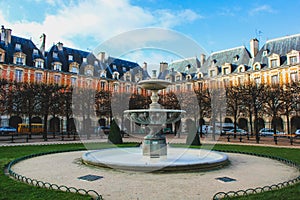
[84, 65, 94, 76]
[113, 65, 117, 70]
[71, 66, 78, 73]
[253, 63, 261, 71]
[210, 70, 216, 77]
[86, 69, 93, 76]
[263, 50, 269, 57]
[14, 52, 26, 65]
[123, 67, 126, 72]
[289, 56, 298, 65]
[271, 59, 278, 67]
[35, 59, 44, 68]
[223, 67, 230, 75]
[83, 58, 87, 63]
[68, 55, 73, 61]
[125, 75, 131, 81]
[53, 52, 58, 58]
[186, 74, 192, 80]
[175, 75, 181, 81]
[33, 49, 39, 55]
[234, 55, 239, 62]
[15, 43, 21, 51]
[238, 65, 245, 73]
[112, 71, 119, 79]
[287, 50, 300, 65]
[100, 71, 106, 78]
[94, 60, 98, 66]
[268, 53, 280, 68]
[53, 63, 62, 71]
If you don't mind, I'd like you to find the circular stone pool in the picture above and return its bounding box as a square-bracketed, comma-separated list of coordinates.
[82, 147, 228, 172]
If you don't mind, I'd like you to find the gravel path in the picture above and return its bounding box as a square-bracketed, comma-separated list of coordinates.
[11, 151, 300, 200]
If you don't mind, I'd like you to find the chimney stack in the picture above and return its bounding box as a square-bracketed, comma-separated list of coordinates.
[57, 42, 63, 51]
[98, 52, 105, 62]
[39, 33, 46, 56]
[142, 62, 147, 71]
[159, 62, 168, 73]
[1, 25, 5, 42]
[5, 28, 11, 45]
[200, 53, 206, 66]
[250, 38, 259, 58]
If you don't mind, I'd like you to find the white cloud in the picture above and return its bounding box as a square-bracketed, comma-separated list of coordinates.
[249, 5, 276, 16]
[0, 0, 201, 52]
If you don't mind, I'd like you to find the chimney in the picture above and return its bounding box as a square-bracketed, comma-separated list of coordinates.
[142, 62, 147, 71]
[200, 53, 206, 66]
[5, 28, 11, 45]
[98, 52, 105, 62]
[39, 33, 46, 56]
[250, 38, 259, 57]
[159, 62, 168, 73]
[57, 42, 63, 51]
[1, 25, 5, 42]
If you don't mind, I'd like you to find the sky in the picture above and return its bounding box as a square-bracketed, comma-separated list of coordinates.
[0, 0, 300, 71]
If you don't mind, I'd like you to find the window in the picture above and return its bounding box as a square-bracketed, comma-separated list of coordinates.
[254, 77, 260, 85]
[210, 70, 216, 77]
[94, 60, 98, 66]
[223, 78, 230, 86]
[15, 43, 21, 50]
[289, 56, 298, 65]
[263, 50, 268, 56]
[35, 72, 42, 83]
[223, 67, 230, 75]
[238, 66, 245, 73]
[15, 69, 23, 82]
[176, 75, 181, 81]
[35, 60, 44, 68]
[238, 77, 244, 84]
[186, 84, 192, 91]
[71, 66, 78, 73]
[234, 55, 239, 62]
[16, 57, 24, 65]
[186, 75, 191, 80]
[0, 52, 3, 62]
[112, 72, 119, 79]
[113, 84, 119, 92]
[68, 55, 73, 61]
[113, 65, 117, 70]
[126, 75, 131, 81]
[126, 85, 130, 93]
[83, 58, 87, 63]
[100, 82, 106, 90]
[271, 59, 278, 67]
[53, 52, 58, 58]
[71, 77, 77, 86]
[271, 75, 279, 85]
[54, 75, 61, 84]
[53, 63, 61, 71]
[254, 64, 260, 71]
[86, 69, 93, 76]
[290, 72, 298, 82]
[33, 49, 39, 55]
[176, 85, 181, 91]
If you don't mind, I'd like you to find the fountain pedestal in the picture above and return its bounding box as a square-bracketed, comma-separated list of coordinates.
[143, 134, 167, 158]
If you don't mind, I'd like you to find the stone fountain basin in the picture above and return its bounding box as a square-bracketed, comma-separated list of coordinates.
[82, 147, 229, 172]
[124, 109, 185, 125]
[138, 79, 172, 90]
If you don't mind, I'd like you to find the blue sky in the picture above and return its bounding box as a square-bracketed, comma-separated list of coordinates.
[0, 0, 300, 70]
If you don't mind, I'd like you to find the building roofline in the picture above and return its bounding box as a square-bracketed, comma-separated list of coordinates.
[266, 33, 300, 43]
[211, 46, 246, 55]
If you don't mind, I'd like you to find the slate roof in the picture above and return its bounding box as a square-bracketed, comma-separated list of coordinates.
[168, 57, 200, 74]
[0, 35, 44, 66]
[253, 34, 300, 68]
[201, 46, 252, 75]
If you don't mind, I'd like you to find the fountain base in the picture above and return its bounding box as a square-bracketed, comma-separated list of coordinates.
[143, 134, 167, 158]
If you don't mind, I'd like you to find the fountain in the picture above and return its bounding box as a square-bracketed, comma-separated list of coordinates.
[82, 70, 228, 172]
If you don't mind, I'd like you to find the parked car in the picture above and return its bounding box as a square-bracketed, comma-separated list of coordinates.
[226, 128, 248, 135]
[259, 128, 284, 136]
[0, 126, 17, 134]
[295, 129, 300, 137]
[163, 128, 173, 134]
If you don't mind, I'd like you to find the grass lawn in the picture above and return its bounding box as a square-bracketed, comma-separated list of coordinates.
[0, 142, 299, 200]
